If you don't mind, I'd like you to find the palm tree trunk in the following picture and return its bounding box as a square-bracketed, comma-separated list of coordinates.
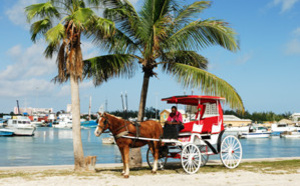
[70, 75, 85, 171]
[129, 72, 151, 167]
[138, 72, 151, 121]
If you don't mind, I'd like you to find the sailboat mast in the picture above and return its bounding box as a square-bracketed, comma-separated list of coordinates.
[88, 96, 92, 121]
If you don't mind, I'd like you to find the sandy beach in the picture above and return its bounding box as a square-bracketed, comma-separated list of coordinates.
[1, 158, 300, 186]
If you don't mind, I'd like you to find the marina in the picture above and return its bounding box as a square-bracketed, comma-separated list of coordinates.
[0, 127, 300, 167]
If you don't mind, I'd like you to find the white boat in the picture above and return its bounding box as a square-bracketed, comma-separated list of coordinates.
[31, 121, 44, 127]
[239, 126, 271, 139]
[52, 117, 72, 129]
[280, 131, 300, 138]
[271, 123, 300, 135]
[102, 136, 115, 144]
[6, 116, 36, 136]
[0, 128, 14, 136]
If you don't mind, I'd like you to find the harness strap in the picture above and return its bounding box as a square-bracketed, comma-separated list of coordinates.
[115, 131, 129, 139]
[134, 121, 141, 137]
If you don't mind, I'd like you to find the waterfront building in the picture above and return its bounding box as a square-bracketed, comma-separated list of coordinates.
[291, 113, 300, 122]
[223, 115, 252, 127]
[13, 107, 53, 115]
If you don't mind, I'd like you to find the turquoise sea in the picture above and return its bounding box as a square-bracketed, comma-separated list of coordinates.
[0, 128, 299, 167]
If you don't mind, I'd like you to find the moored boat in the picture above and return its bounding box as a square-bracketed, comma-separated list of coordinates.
[102, 136, 115, 144]
[280, 131, 300, 138]
[0, 128, 14, 136]
[5, 116, 36, 136]
[81, 120, 97, 128]
[271, 123, 300, 135]
[239, 126, 271, 139]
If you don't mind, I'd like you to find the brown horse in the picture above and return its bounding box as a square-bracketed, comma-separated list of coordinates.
[94, 112, 163, 178]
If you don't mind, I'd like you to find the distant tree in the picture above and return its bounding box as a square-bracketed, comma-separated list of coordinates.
[223, 110, 291, 123]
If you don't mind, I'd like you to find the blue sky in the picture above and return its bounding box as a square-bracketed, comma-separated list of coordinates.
[0, 0, 300, 114]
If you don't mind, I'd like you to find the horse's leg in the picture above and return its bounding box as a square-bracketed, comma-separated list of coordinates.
[123, 146, 130, 178]
[118, 146, 126, 175]
[151, 141, 161, 174]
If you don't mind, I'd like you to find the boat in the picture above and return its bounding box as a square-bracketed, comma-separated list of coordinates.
[31, 121, 44, 127]
[271, 123, 300, 135]
[102, 136, 115, 144]
[52, 113, 73, 129]
[6, 116, 36, 136]
[280, 131, 300, 138]
[239, 126, 271, 139]
[81, 120, 97, 128]
[52, 118, 72, 129]
[0, 128, 14, 136]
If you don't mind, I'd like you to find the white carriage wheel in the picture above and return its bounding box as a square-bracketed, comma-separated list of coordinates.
[220, 135, 242, 169]
[146, 147, 167, 170]
[181, 144, 201, 174]
[199, 145, 209, 166]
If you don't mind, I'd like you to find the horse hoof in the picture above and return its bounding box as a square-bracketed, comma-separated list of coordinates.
[151, 170, 157, 174]
[124, 175, 129, 178]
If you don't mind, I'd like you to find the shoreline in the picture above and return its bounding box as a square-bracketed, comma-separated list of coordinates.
[1, 157, 300, 171]
[1, 157, 300, 186]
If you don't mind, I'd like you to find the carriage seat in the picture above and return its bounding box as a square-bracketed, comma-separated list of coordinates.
[179, 118, 217, 134]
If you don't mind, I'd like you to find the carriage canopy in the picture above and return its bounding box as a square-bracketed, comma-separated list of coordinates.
[161, 95, 225, 106]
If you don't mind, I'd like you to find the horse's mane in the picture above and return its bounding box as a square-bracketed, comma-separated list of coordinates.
[104, 113, 126, 123]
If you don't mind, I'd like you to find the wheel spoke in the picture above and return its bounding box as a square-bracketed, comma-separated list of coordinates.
[220, 135, 242, 169]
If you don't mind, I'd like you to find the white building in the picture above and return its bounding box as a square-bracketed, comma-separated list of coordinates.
[223, 115, 252, 127]
[291, 113, 300, 122]
[14, 107, 53, 115]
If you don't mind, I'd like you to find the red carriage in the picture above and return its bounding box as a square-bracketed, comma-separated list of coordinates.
[146, 95, 243, 174]
[95, 95, 242, 177]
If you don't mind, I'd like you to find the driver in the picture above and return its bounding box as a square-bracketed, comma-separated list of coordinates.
[165, 106, 184, 133]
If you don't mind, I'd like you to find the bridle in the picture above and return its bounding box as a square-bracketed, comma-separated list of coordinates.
[97, 116, 110, 134]
[96, 114, 133, 137]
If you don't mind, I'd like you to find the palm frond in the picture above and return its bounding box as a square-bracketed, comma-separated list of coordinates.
[168, 19, 239, 52]
[30, 17, 52, 42]
[25, 2, 60, 22]
[161, 50, 208, 70]
[173, 1, 210, 26]
[85, 16, 115, 39]
[44, 42, 60, 59]
[85, 0, 102, 6]
[166, 63, 244, 112]
[104, 0, 140, 43]
[72, 8, 95, 25]
[45, 23, 65, 44]
[83, 54, 137, 86]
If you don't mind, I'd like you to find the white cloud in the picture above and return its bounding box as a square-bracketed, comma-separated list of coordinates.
[292, 27, 300, 36]
[234, 52, 253, 65]
[271, 0, 300, 13]
[6, 0, 41, 29]
[1, 43, 56, 81]
[56, 81, 94, 97]
[285, 38, 300, 55]
[0, 43, 57, 98]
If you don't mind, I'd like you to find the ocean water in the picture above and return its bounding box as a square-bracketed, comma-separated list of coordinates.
[0, 128, 299, 167]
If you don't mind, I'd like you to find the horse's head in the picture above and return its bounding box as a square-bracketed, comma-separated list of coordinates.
[94, 112, 109, 137]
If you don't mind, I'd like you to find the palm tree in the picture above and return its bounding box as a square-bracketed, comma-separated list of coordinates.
[86, 0, 244, 166]
[25, 0, 133, 171]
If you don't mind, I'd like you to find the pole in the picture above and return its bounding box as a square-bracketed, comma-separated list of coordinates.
[16, 100, 20, 115]
[88, 96, 92, 121]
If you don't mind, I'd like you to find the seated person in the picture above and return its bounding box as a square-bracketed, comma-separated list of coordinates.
[163, 106, 184, 139]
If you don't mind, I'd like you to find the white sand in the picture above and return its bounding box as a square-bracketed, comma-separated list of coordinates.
[1, 170, 299, 186]
[1, 158, 300, 186]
